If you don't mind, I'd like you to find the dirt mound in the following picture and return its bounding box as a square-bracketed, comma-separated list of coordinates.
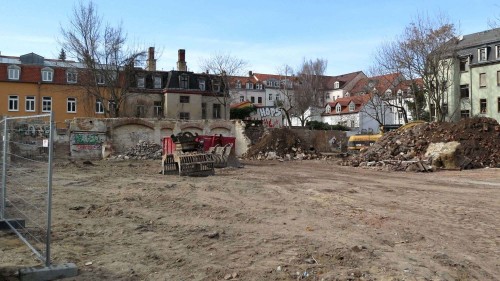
[244, 128, 318, 160]
[352, 117, 500, 169]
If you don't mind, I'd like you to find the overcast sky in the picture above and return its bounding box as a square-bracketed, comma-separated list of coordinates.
[1, 0, 498, 76]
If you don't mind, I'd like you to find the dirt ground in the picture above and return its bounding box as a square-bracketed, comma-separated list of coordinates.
[1, 159, 499, 281]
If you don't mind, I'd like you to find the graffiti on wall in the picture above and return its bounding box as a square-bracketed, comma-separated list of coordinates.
[71, 132, 106, 151]
[257, 107, 282, 128]
[13, 123, 50, 139]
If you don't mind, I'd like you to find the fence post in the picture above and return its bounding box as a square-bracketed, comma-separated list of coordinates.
[45, 111, 54, 267]
[1, 118, 7, 220]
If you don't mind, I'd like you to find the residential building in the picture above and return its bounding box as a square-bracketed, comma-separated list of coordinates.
[444, 28, 500, 122]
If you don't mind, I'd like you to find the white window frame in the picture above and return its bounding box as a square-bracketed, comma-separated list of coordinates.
[95, 101, 104, 114]
[96, 73, 105, 85]
[67, 97, 77, 113]
[25, 96, 35, 112]
[154, 76, 162, 89]
[239, 96, 244, 102]
[246, 82, 253, 89]
[8, 65, 20, 80]
[137, 76, 145, 88]
[334, 81, 340, 89]
[268, 93, 273, 101]
[349, 103, 355, 112]
[67, 71, 78, 83]
[153, 101, 162, 117]
[335, 104, 341, 113]
[256, 83, 263, 90]
[326, 105, 331, 113]
[479, 73, 487, 88]
[199, 79, 206, 91]
[8, 95, 19, 111]
[236, 81, 241, 89]
[213, 104, 221, 119]
[42, 96, 52, 112]
[478, 47, 487, 62]
[41, 67, 54, 82]
[496, 45, 500, 60]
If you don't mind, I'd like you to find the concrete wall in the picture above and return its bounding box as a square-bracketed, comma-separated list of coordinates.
[67, 117, 248, 158]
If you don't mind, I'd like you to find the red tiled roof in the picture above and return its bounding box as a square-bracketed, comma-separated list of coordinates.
[230, 101, 253, 109]
[323, 71, 364, 89]
[350, 73, 402, 94]
[323, 94, 372, 116]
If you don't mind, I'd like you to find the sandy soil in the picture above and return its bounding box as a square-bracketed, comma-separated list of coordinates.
[1, 159, 499, 280]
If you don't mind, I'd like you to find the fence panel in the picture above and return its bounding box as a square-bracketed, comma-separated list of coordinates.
[1, 113, 54, 267]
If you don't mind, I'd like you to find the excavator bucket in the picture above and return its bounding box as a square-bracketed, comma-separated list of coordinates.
[176, 153, 215, 176]
[208, 143, 234, 168]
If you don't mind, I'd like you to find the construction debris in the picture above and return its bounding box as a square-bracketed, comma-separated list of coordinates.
[349, 117, 500, 171]
[108, 140, 163, 160]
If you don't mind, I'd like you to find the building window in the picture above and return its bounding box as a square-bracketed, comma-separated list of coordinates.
[41, 67, 54, 82]
[350, 120, 355, 128]
[96, 73, 105, 85]
[497, 71, 500, 86]
[67, 71, 77, 83]
[326, 106, 331, 113]
[460, 110, 470, 119]
[335, 104, 341, 113]
[154, 76, 162, 89]
[179, 112, 190, 120]
[478, 48, 487, 62]
[109, 100, 116, 114]
[202, 103, 207, 119]
[8, 65, 20, 80]
[258, 97, 262, 104]
[480, 99, 487, 114]
[348, 103, 355, 112]
[268, 93, 273, 101]
[136, 105, 145, 117]
[250, 96, 255, 103]
[8, 95, 19, 111]
[459, 58, 469, 72]
[154, 101, 163, 117]
[96, 101, 104, 114]
[213, 80, 221, 92]
[334, 81, 340, 89]
[42, 97, 52, 112]
[137, 76, 145, 88]
[25, 96, 35, 112]
[496, 45, 500, 59]
[460, 84, 469, 98]
[199, 79, 205, 91]
[479, 73, 486, 88]
[239, 96, 244, 102]
[180, 96, 190, 103]
[213, 104, 221, 119]
[498, 97, 500, 113]
[67, 97, 76, 113]
[180, 75, 189, 89]
[442, 103, 448, 115]
[256, 83, 263, 90]
[236, 80, 241, 89]
[246, 82, 253, 89]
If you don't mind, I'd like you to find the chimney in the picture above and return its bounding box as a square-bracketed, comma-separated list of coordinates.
[146, 47, 156, 71]
[177, 49, 187, 71]
[248, 71, 253, 77]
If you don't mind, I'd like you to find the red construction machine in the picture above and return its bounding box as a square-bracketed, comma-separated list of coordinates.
[161, 132, 236, 176]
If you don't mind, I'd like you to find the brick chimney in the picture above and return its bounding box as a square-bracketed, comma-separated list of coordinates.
[249, 70, 253, 77]
[177, 49, 187, 71]
[146, 47, 156, 71]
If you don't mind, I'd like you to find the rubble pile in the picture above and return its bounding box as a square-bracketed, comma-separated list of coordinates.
[109, 140, 163, 160]
[244, 128, 324, 161]
[351, 117, 500, 170]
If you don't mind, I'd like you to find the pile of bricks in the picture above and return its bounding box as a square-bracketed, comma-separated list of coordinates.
[111, 140, 162, 160]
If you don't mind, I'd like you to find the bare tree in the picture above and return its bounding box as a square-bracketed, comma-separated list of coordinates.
[200, 52, 248, 120]
[60, 1, 146, 117]
[372, 14, 458, 122]
[292, 58, 328, 126]
[274, 64, 295, 127]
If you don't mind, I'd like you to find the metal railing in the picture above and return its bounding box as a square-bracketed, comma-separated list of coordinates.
[1, 112, 54, 267]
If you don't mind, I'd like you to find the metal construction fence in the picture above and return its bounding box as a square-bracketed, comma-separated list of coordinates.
[1, 113, 54, 267]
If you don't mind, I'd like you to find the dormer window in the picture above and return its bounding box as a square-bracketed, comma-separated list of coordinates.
[348, 102, 355, 112]
[180, 74, 189, 89]
[335, 104, 341, 113]
[334, 81, 340, 89]
[154, 76, 162, 89]
[256, 83, 263, 90]
[325, 105, 331, 113]
[213, 80, 221, 92]
[8, 65, 20, 80]
[236, 80, 241, 89]
[496, 45, 500, 60]
[266, 80, 272, 86]
[96, 73, 105, 85]
[199, 79, 206, 90]
[41, 67, 54, 82]
[67, 71, 78, 83]
[137, 76, 145, 88]
[246, 82, 253, 89]
[478, 47, 488, 62]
